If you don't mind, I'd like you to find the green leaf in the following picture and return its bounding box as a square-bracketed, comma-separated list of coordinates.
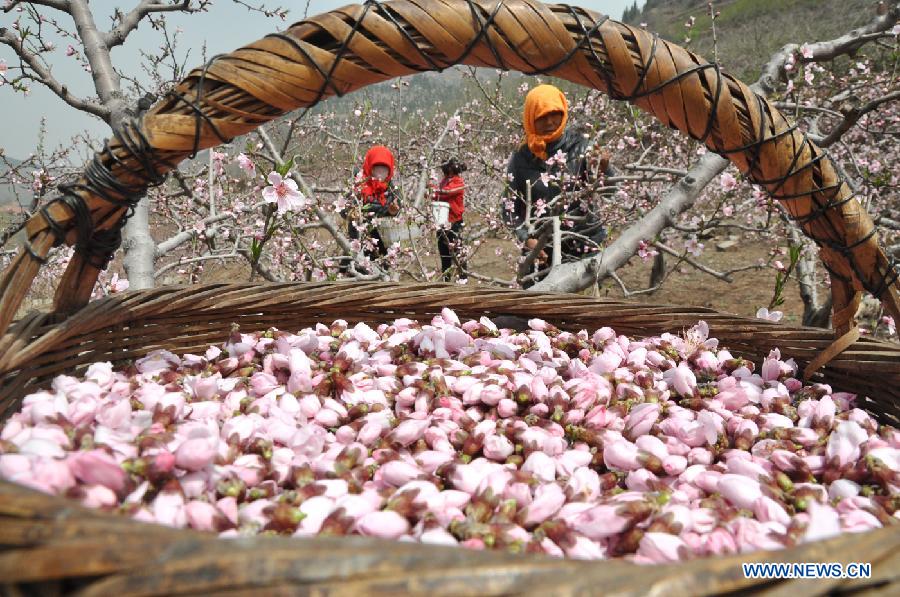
[276, 156, 294, 178]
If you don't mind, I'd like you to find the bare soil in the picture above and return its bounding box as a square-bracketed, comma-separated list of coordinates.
[467, 235, 818, 325]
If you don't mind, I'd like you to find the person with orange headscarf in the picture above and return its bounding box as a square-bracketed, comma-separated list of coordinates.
[339, 145, 401, 275]
[501, 84, 613, 288]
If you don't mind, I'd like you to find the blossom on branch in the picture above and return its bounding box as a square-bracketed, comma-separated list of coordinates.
[262, 172, 307, 214]
[719, 172, 739, 192]
[684, 235, 704, 257]
[637, 240, 658, 262]
[236, 153, 255, 176]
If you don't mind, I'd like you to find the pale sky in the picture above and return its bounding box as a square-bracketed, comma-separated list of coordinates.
[0, 1, 644, 158]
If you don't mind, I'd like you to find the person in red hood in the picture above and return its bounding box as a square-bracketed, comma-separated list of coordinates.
[339, 145, 401, 275]
[432, 157, 468, 283]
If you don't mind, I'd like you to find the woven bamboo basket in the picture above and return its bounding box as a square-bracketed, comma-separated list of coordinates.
[1, 1, 899, 594]
[1, 284, 900, 595]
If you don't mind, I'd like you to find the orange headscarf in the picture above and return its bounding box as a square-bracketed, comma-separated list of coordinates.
[523, 84, 569, 160]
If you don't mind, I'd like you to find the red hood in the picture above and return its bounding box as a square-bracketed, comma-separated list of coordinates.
[362, 145, 395, 182]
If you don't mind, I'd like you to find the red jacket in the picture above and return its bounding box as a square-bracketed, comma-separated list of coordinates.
[433, 175, 465, 223]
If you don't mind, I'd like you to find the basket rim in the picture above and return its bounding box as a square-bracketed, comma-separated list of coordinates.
[9, 279, 899, 339]
[0, 478, 897, 594]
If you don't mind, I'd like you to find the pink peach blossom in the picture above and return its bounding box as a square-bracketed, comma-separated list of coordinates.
[522, 483, 566, 526]
[380, 460, 423, 487]
[604, 440, 640, 471]
[522, 451, 556, 482]
[175, 437, 218, 472]
[827, 421, 868, 467]
[390, 417, 431, 446]
[483, 434, 514, 461]
[67, 449, 126, 491]
[625, 402, 659, 439]
[638, 532, 687, 563]
[571, 504, 632, 540]
[356, 510, 410, 539]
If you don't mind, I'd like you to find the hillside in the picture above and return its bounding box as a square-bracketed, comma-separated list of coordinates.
[0, 157, 28, 209]
[625, 0, 877, 79]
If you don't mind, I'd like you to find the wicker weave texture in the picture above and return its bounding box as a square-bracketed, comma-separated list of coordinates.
[0, 480, 898, 596]
[0, 282, 899, 596]
[0, 0, 897, 340]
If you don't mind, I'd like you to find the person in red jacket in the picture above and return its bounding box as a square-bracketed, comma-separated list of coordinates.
[432, 157, 468, 283]
[339, 145, 401, 275]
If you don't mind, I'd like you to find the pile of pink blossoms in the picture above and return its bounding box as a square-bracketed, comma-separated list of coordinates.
[1, 310, 898, 563]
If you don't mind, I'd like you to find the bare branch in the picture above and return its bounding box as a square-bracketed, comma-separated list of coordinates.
[532, 152, 731, 293]
[3, 0, 69, 12]
[67, 0, 130, 126]
[0, 28, 110, 120]
[756, 3, 900, 95]
[623, 164, 689, 177]
[772, 101, 843, 118]
[651, 241, 733, 282]
[610, 270, 663, 298]
[464, 67, 519, 125]
[876, 215, 900, 230]
[820, 90, 900, 147]
[155, 200, 267, 257]
[469, 272, 516, 286]
[104, 1, 195, 49]
[411, 108, 463, 210]
[237, 248, 281, 282]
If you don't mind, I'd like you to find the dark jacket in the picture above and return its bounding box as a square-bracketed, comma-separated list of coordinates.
[342, 169, 401, 219]
[359, 181, 400, 218]
[501, 128, 610, 249]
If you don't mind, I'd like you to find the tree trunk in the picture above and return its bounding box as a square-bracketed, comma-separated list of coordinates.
[649, 251, 665, 288]
[121, 199, 156, 289]
[70, 0, 156, 288]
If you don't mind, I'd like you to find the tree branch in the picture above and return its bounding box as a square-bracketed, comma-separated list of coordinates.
[257, 127, 377, 276]
[154, 200, 267, 257]
[68, 0, 129, 127]
[756, 3, 900, 95]
[411, 108, 462, 210]
[651, 241, 733, 282]
[3, 0, 69, 12]
[532, 152, 730, 293]
[0, 28, 110, 120]
[104, 1, 194, 49]
[876, 215, 900, 230]
[820, 90, 900, 147]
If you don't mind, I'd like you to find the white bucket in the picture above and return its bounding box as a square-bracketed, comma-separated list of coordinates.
[431, 201, 450, 227]
[377, 219, 422, 246]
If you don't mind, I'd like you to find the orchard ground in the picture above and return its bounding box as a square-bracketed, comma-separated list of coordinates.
[3, 208, 830, 326]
